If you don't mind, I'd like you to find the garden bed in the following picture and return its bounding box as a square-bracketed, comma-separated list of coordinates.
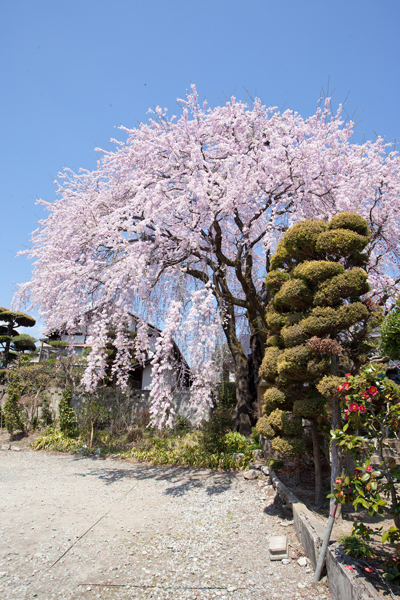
[276, 463, 400, 598]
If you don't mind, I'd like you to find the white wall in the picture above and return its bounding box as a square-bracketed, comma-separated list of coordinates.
[142, 364, 153, 390]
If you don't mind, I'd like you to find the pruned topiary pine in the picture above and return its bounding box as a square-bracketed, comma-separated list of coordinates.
[257, 212, 380, 507]
[0, 308, 36, 368]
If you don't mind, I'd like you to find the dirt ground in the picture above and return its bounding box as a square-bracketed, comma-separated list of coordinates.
[0, 443, 332, 600]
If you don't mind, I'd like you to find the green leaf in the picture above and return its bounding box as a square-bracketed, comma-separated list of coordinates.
[343, 423, 349, 432]
[361, 473, 371, 483]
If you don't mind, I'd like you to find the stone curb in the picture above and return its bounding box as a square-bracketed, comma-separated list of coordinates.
[269, 470, 381, 600]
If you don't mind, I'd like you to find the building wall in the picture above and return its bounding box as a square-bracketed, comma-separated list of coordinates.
[142, 364, 153, 390]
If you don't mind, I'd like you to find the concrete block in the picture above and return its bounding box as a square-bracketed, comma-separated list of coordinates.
[269, 535, 288, 560]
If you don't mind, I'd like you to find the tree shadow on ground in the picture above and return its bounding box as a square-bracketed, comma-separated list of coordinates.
[262, 492, 292, 521]
[70, 456, 238, 497]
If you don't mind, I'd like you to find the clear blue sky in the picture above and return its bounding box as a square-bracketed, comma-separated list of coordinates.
[1, 0, 399, 339]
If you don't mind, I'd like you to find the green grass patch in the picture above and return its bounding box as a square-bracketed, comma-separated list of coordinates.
[30, 427, 255, 470]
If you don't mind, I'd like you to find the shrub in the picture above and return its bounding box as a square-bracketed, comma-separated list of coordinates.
[277, 345, 312, 382]
[293, 394, 326, 419]
[328, 211, 370, 236]
[267, 409, 303, 436]
[307, 357, 330, 380]
[216, 381, 237, 408]
[58, 387, 77, 437]
[259, 347, 282, 382]
[266, 310, 285, 331]
[281, 323, 306, 347]
[313, 268, 369, 307]
[265, 335, 281, 347]
[224, 431, 248, 454]
[3, 377, 24, 435]
[282, 219, 326, 261]
[267, 458, 284, 471]
[272, 436, 306, 457]
[270, 240, 293, 270]
[274, 279, 313, 311]
[339, 534, 375, 560]
[40, 395, 54, 428]
[316, 229, 369, 256]
[256, 415, 275, 438]
[265, 270, 290, 291]
[380, 297, 400, 360]
[200, 408, 232, 454]
[262, 387, 286, 414]
[31, 428, 80, 452]
[293, 260, 344, 284]
[316, 374, 343, 399]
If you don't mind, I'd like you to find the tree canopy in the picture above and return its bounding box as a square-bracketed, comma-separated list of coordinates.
[15, 87, 400, 429]
[0, 307, 36, 367]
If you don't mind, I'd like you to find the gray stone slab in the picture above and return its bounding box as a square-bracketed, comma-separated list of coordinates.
[269, 535, 288, 560]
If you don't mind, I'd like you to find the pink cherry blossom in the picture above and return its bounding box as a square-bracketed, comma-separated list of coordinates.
[12, 86, 400, 425]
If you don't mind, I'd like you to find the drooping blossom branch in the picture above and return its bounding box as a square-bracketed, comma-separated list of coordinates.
[13, 85, 400, 426]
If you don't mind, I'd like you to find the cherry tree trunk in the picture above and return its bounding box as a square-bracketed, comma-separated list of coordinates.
[231, 354, 254, 435]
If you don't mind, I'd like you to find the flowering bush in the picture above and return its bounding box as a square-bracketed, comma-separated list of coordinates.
[329, 363, 400, 539]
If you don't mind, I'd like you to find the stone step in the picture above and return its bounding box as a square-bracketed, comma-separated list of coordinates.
[381, 448, 400, 458]
[385, 439, 400, 451]
[370, 455, 400, 466]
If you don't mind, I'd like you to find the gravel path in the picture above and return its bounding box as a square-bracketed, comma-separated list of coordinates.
[0, 450, 332, 600]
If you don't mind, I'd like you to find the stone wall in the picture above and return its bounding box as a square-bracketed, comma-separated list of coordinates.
[0, 385, 200, 427]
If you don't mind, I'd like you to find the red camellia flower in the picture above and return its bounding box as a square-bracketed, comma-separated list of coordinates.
[349, 403, 360, 412]
[335, 478, 343, 484]
[359, 405, 366, 413]
[368, 386, 378, 396]
[362, 391, 369, 399]
[344, 382, 351, 390]
[345, 373, 351, 378]
[364, 567, 373, 573]
[344, 409, 349, 420]
[337, 384, 344, 392]
[366, 465, 372, 472]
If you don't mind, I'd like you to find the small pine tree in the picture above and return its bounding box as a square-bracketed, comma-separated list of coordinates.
[58, 387, 77, 436]
[3, 377, 24, 436]
[40, 395, 53, 428]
